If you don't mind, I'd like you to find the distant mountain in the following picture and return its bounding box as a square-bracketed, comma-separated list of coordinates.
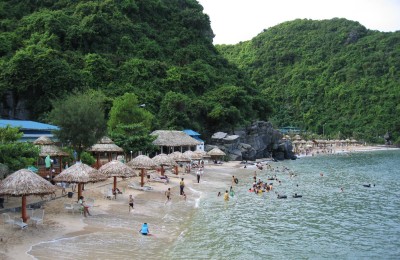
[217, 18, 400, 143]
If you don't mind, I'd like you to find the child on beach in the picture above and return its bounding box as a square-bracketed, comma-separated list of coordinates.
[128, 195, 134, 212]
[165, 188, 171, 203]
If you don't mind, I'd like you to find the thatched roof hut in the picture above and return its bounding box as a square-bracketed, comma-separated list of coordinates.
[127, 155, 157, 187]
[87, 136, 124, 153]
[33, 136, 54, 145]
[87, 136, 124, 168]
[33, 136, 69, 174]
[0, 169, 57, 222]
[151, 130, 201, 153]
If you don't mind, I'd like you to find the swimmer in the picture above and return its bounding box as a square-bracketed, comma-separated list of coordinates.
[320, 173, 324, 177]
[224, 190, 229, 201]
[217, 191, 222, 197]
[340, 187, 344, 192]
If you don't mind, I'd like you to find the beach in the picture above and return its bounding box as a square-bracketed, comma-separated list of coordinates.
[1, 144, 399, 259]
[0, 162, 241, 260]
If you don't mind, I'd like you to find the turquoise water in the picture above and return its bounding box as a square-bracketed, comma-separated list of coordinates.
[167, 150, 400, 259]
[29, 150, 400, 259]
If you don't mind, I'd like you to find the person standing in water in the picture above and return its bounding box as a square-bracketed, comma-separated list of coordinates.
[224, 190, 230, 201]
[165, 187, 171, 203]
[180, 178, 185, 195]
[196, 170, 201, 183]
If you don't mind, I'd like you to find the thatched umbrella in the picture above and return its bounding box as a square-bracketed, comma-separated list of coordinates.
[0, 169, 57, 222]
[152, 153, 177, 176]
[34, 136, 69, 175]
[99, 160, 137, 198]
[127, 155, 156, 187]
[87, 136, 124, 169]
[168, 152, 191, 175]
[53, 162, 106, 200]
[207, 147, 226, 161]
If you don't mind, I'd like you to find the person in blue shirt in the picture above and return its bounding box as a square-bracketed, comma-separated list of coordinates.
[140, 223, 149, 235]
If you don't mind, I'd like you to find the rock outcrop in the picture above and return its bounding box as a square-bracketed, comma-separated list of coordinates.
[207, 121, 296, 161]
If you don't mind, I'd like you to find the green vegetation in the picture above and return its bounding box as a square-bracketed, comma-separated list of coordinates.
[0, 1, 398, 145]
[0, 126, 39, 171]
[0, 0, 267, 140]
[217, 18, 400, 143]
[47, 90, 107, 159]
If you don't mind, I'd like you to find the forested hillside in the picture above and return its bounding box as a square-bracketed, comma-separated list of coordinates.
[217, 18, 400, 143]
[0, 0, 269, 137]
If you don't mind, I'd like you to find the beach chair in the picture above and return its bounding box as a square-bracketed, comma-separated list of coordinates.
[30, 209, 44, 226]
[127, 182, 153, 191]
[13, 217, 28, 229]
[73, 203, 83, 215]
[64, 203, 74, 214]
[2, 213, 14, 227]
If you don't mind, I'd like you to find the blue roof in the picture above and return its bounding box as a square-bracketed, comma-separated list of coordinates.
[182, 129, 201, 136]
[0, 120, 59, 130]
[192, 136, 204, 142]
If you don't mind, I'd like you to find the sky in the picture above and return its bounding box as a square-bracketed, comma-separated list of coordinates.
[197, 0, 400, 44]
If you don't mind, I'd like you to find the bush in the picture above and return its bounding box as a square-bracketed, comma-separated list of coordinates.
[80, 152, 96, 166]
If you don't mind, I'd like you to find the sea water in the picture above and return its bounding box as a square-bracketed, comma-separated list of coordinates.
[29, 150, 400, 259]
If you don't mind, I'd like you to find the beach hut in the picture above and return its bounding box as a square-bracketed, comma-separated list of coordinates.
[168, 152, 191, 175]
[99, 160, 137, 198]
[53, 162, 106, 200]
[127, 155, 157, 187]
[87, 136, 124, 169]
[34, 136, 69, 177]
[207, 147, 226, 161]
[151, 130, 201, 154]
[152, 153, 177, 176]
[0, 169, 57, 222]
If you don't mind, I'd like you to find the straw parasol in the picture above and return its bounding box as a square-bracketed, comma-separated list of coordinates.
[0, 169, 57, 222]
[34, 136, 69, 174]
[53, 162, 106, 200]
[183, 150, 202, 160]
[168, 152, 191, 175]
[207, 147, 226, 156]
[87, 136, 124, 168]
[99, 160, 137, 198]
[152, 153, 177, 176]
[127, 155, 157, 187]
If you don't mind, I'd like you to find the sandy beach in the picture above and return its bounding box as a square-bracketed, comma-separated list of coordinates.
[0, 144, 398, 260]
[0, 162, 241, 260]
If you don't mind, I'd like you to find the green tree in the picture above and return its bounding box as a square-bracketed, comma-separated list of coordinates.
[0, 126, 39, 172]
[47, 90, 107, 160]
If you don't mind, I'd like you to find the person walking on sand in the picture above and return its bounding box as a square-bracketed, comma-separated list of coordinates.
[128, 195, 134, 212]
[224, 190, 230, 201]
[196, 169, 201, 183]
[165, 188, 171, 203]
[180, 178, 185, 195]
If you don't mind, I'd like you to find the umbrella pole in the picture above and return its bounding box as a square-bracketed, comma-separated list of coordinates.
[141, 169, 144, 187]
[22, 195, 28, 223]
[161, 165, 164, 176]
[78, 183, 82, 200]
[113, 176, 117, 199]
[175, 165, 178, 175]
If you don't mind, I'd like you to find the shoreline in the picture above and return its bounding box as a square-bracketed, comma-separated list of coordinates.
[1, 146, 398, 259]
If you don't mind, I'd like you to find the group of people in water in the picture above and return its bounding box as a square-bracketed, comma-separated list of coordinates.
[221, 163, 304, 201]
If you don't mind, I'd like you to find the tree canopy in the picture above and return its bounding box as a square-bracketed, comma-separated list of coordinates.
[217, 18, 400, 143]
